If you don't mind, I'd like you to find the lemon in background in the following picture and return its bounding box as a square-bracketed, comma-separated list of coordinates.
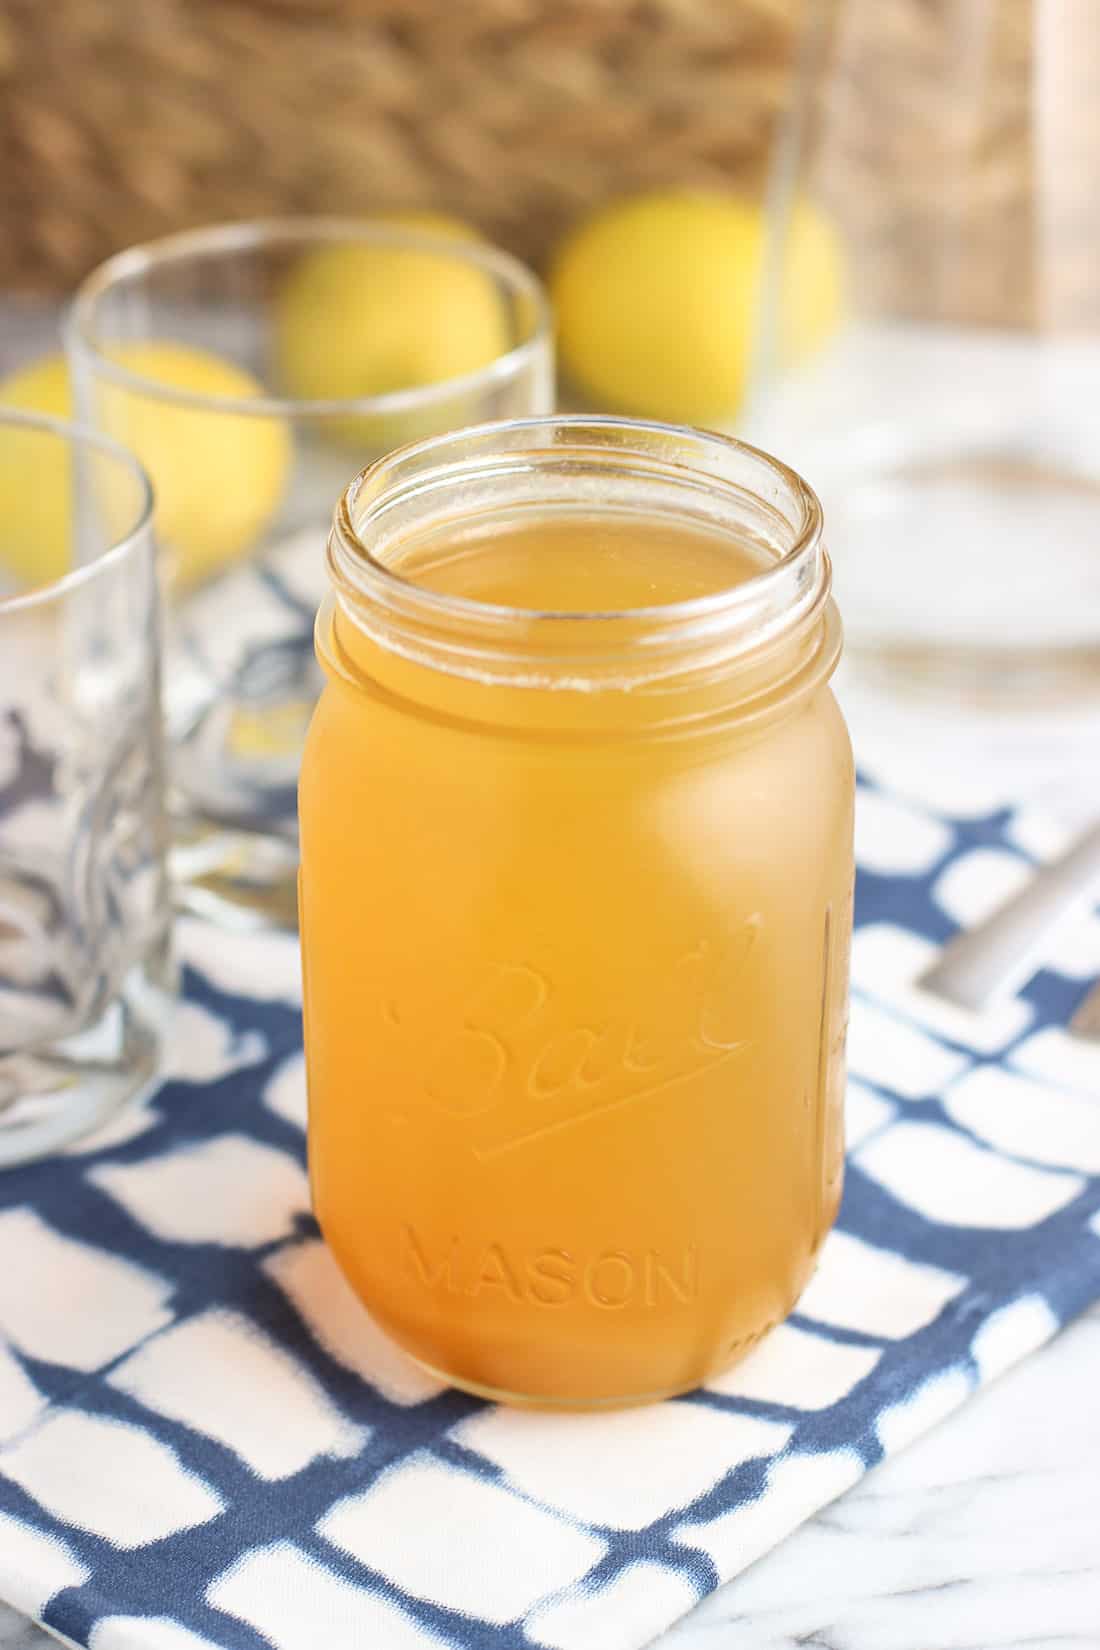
[0, 355, 75, 588]
[551, 190, 843, 425]
[275, 210, 510, 452]
[96, 343, 290, 587]
[781, 200, 845, 365]
[0, 345, 290, 592]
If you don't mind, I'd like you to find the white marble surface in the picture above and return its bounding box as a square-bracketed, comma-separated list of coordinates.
[662, 1303, 1100, 1650]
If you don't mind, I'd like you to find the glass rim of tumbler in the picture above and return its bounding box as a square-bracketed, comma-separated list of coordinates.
[0, 408, 155, 616]
[328, 414, 835, 692]
[65, 216, 553, 422]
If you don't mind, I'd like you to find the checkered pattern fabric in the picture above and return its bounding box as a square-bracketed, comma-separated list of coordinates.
[2, 778, 1099, 1650]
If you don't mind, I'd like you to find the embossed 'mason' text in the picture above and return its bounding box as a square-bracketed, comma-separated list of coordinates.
[402, 1225, 698, 1309]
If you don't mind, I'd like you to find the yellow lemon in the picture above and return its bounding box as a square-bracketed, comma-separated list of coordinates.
[552, 191, 843, 425]
[782, 200, 845, 365]
[275, 210, 510, 453]
[0, 355, 76, 588]
[0, 346, 290, 593]
[95, 342, 291, 589]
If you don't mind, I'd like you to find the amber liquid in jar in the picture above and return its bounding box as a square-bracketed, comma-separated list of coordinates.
[300, 432, 853, 1408]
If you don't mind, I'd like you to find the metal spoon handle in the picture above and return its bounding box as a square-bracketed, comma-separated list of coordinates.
[1070, 978, 1100, 1041]
[919, 822, 1100, 1012]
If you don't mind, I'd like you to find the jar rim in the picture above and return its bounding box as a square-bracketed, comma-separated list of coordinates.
[327, 415, 832, 693]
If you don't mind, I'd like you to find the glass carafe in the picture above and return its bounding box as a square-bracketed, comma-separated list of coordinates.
[747, 0, 1100, 698]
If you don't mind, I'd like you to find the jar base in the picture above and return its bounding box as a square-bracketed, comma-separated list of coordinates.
[408, 1353, 717, 1411]
[405, 1294, 807, 1411]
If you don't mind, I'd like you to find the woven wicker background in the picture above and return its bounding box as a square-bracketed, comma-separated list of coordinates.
[0, 0, 800, 294]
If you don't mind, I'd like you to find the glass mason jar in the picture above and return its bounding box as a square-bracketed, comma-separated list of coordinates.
[299, 417, 853, 1407]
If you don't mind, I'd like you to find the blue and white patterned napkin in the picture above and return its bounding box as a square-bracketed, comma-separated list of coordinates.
[2, 777, 1100, 1650]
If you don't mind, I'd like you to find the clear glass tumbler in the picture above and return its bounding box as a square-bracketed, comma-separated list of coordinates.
[66, 220, 553, 918]
[747, 0, 1100, 696]
[0, 412, 173, 1165]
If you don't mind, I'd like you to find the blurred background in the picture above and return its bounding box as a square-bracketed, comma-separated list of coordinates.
[0, 0, 797, 292]
[3, 0, 1100, 737]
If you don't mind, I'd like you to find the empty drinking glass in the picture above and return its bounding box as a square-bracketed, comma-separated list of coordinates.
[66, 220, 553, 919]
[0, 412, 173, 1164]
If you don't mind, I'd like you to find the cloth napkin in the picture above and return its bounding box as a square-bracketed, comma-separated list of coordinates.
[2, 776, 1099, 1650]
